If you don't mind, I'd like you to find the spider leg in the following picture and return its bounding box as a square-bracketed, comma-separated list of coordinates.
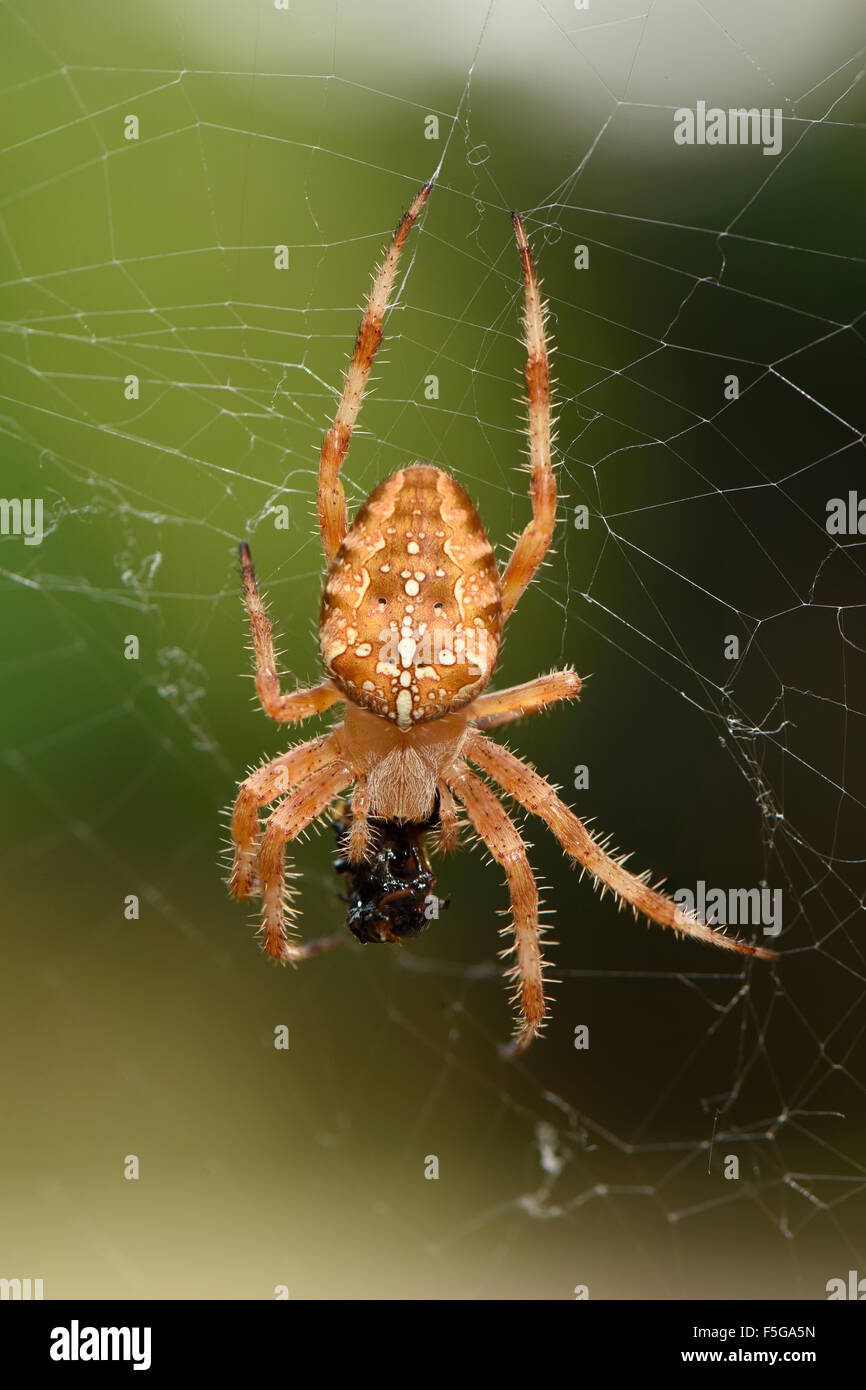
[347, 776, 372, 864]
[258, 760, 354, 962]
[470, 669, 581, 731]
[445, 762, 550, 1058]
[229, 732, 342, 899]
[501, 214, 556, 622]
[436, 782, 460, 853]
[239, 542, 344, 723]
[465, 730, 777, 960]
[318, 180, 434, 565]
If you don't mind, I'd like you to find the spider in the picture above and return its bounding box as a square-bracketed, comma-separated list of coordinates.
[228, 180, 775, 1055]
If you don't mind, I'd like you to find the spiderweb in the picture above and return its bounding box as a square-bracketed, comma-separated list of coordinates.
[2, 0, 865, 1300]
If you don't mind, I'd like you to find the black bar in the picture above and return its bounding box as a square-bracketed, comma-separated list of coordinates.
[3, 1298, 860, 1374]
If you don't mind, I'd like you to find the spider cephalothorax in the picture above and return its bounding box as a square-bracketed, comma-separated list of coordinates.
[228, 180, 775, 1056]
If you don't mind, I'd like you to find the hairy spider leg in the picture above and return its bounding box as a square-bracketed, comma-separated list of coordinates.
[500, 213, 557, 622]
[257, 761, 354, 962]
[239, 542, 344, 724]
[229, 732, 342, 899]
[471, 669, 582, 730]
[465, 729, 777, 961]
[445, 762, 550, 1056]
[318, 181, 434, 565]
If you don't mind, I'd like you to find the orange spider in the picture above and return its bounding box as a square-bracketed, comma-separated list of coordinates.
[228, 181, 775, 1056]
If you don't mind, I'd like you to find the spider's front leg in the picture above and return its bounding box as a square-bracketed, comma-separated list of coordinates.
[465, 730, 778, 961]
[258, 761, 354, 962]
[239, 542, 344, 723]
[444, 764, 550, 1058]
[228, 732, 342, 899]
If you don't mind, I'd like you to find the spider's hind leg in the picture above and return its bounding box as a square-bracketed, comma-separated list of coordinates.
[317, 181, 434, 564]
[500, 214, 557, 623]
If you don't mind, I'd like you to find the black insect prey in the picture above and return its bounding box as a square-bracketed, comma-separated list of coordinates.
[331, 802, 447, 944]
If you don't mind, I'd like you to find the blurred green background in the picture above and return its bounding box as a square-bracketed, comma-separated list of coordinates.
[1, 0, 865, 1299]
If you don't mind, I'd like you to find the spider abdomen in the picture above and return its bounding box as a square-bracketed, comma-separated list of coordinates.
[320, 464, 503, 727]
